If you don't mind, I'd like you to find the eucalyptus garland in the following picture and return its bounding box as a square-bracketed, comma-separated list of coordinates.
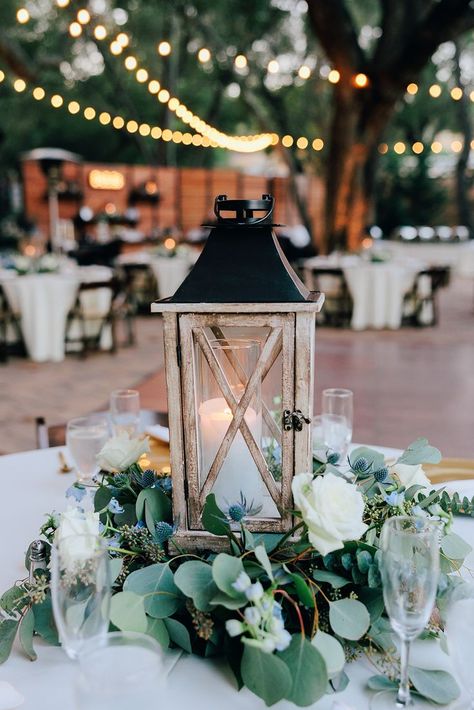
[1, 436, 472, 707]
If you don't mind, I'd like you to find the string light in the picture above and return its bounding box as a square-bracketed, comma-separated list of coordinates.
[16, 8, 30, 23]
[13, 78, 26, 92]
[124, 56, 137, 71]
[99, 111, 111, 125]
[94, 25, 107, 41]
[470, 91, 474, 102]
[234, 55, 247, 69]
[110, 42, 122, 55]
[412, 142, 424, 154]
[312, 138, 324, 151]
[406, 83, 418, 95]
[33, 86, 45, 100]
[354, 73, 368, 88]
[282, 135, 293, 147]
[112, 116, 125, 129]
[431, 141, 442, 153]
[378, 143, 388, 154]
[267, 60, 279, 74]
[296, 137, 308, 149]
[56, 0, 69, 6]
[148, 80, 160, 94]
[393, 141, 406, 154]
[450, 87, 462, 101]
[429, 84, 441, 97]
[157, 41, 171, 56]
[51, 94, 63, 107]
[0, 71, 4, 83]
[68, 100, 80, 114]
[451, 140, 463, 152]
[139, 123, 150, 136]
[328, 70, 340, 84]
[69, 22, 82, 37]
[198, 48, 211, 63]
[84, 106, 96, 120]
[77, 9, 91, 24]
[126, 119, 138, 133]
[116, 32, 129, 47]
[298, 65, 311, 80]
[136, 68, 148, 83]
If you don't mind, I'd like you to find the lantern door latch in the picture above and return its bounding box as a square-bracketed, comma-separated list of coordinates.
[283, 409, 311, 432]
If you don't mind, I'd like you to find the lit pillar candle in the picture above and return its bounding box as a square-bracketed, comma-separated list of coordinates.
[198, 397, 263, 510]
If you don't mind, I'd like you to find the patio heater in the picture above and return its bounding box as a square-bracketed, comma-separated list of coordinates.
[22, 147, 82, 252]
[152, 194, 324, 550]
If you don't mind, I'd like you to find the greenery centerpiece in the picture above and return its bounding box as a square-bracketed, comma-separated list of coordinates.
[1, 434, 473, 707]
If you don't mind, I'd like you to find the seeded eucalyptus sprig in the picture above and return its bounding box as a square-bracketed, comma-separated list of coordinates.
[435, 490, 474, 517]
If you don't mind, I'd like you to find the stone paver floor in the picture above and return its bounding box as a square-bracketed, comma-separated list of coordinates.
[1, 276, 473, 457]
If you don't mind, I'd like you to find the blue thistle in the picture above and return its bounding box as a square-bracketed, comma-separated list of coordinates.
[228, 503, 246, 522]
[374, 467, 389, 482]
[155, 521, 174, 545]
[352, 456, 370, 473]
[157, 476, 172, 493]
[141, 469, 156, 488]
[326, 451, 340, 465]
[113, 473, 130, 488]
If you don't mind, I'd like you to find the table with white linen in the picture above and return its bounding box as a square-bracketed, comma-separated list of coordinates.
[1, 445, 471, 710]
[385, 241, 474, 277]
[0, 266, 113, 362]
[303, 256, 422, 330]
[150, 252, 199, 299]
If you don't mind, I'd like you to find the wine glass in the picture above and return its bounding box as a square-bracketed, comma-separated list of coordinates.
[66, 415, 110, 486]
[372, 516, 441, 709]
[321, 388, 353, 459]
[75, 632, 166, 710]
[445, 598, 474, 708]
[51, 534, 111, 660]
[109, 389, 140, 436]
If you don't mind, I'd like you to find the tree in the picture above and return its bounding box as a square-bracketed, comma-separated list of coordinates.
[306, 0, 474, 251]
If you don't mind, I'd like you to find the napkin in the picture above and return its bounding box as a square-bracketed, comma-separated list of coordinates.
[331, 702, 356, 710]
[0, 681, 24, 709]
[145, 424, 170, 443]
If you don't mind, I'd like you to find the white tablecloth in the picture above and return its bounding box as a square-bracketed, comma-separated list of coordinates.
[303, 257, 420, 330]
[0, 445, 471, 710]
[0, 267, 114, 362]
[385, 241, 474, 277]
[150, 256, 192, 299]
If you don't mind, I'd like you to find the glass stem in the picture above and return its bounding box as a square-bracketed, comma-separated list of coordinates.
[397, 638, 412, 707]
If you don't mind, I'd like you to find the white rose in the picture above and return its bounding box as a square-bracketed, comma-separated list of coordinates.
[292, 472, 368, 556]
[55, 507, 100, 569]
[97, 433, 150, 473]
[391, 463, 431, 489]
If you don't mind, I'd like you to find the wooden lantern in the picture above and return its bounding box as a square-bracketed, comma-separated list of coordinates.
[152, 195, 324, 549]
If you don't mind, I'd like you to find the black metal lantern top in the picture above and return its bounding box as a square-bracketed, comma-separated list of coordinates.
[167, 194, 314, 304]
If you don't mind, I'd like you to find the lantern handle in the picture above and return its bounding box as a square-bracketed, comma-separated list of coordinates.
[213, 194, 275, 226]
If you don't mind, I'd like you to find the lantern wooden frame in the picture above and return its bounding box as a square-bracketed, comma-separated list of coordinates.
[152, 297, 324, 550]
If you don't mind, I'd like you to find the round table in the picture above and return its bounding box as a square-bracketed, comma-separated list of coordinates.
[0, 445, 471, 709]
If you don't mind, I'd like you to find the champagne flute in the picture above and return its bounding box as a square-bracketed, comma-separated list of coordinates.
[51, 534, 111, 660]
[321, 388, 353, 459]
[372, 516, 440, 709]
[445, 598, 474, 708]
[66, 415, 110, 486]
[109, 389, 140, 436]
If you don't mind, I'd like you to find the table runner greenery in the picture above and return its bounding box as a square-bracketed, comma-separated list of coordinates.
[1, 436, 473, 707]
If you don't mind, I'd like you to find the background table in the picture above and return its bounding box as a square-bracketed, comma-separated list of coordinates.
[385, 241, 474, 277]
[0, 445, 471, 709]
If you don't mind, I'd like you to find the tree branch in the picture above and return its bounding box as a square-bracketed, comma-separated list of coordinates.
[306, 0, 365, 76]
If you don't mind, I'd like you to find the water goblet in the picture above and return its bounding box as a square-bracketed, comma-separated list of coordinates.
[372, 516, 441, 709]
[66, 415, 110, 486]
[321, 388, 353, 459]
[445, 598, 474, 709]
[51, 534, 111, 660]
[75, 632, 166, 710]
[109, 389, 140, 436]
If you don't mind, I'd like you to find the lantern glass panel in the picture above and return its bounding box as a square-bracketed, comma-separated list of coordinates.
[194, 325, 283, 520]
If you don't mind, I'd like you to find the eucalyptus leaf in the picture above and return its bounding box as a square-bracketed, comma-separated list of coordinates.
[329, 599, 370, 641]
[396, 438, 441, 465]
[278, 633, 327, 706]
[164, 618, 192, 653]
[367, 675, 398, 691]
[94, 486, 114, 513]
[210, 592, 248, 610]
[201, 494, 230, 537]
[110, 591, 147, 633]
[311, 631, 345, 678]
[0, 619, 19, 664]
[114, 503, 137, 528]
[241, 644, 292, 706]
[0, 585, 26, 614]
[124, 563, 180, 618]
[146, 617, 170, 647]
[109, 558, 123, 586]
[255, 545, 274, 581]
[313, 569, 351, 589]
[409, 667, 460, 705]
[174, 561, 218, 612]
[19, 608, 36, 661]
[212, 554, 245, 599]
[441, 533, 472, 561]
[287, 571, 314, 608]
[33, 595, 59, 646]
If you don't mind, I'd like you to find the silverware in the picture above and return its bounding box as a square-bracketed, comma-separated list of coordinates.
[58, 451, 73, 474]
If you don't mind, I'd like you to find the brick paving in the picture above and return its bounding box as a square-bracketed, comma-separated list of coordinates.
[1, 276, 473, 457]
